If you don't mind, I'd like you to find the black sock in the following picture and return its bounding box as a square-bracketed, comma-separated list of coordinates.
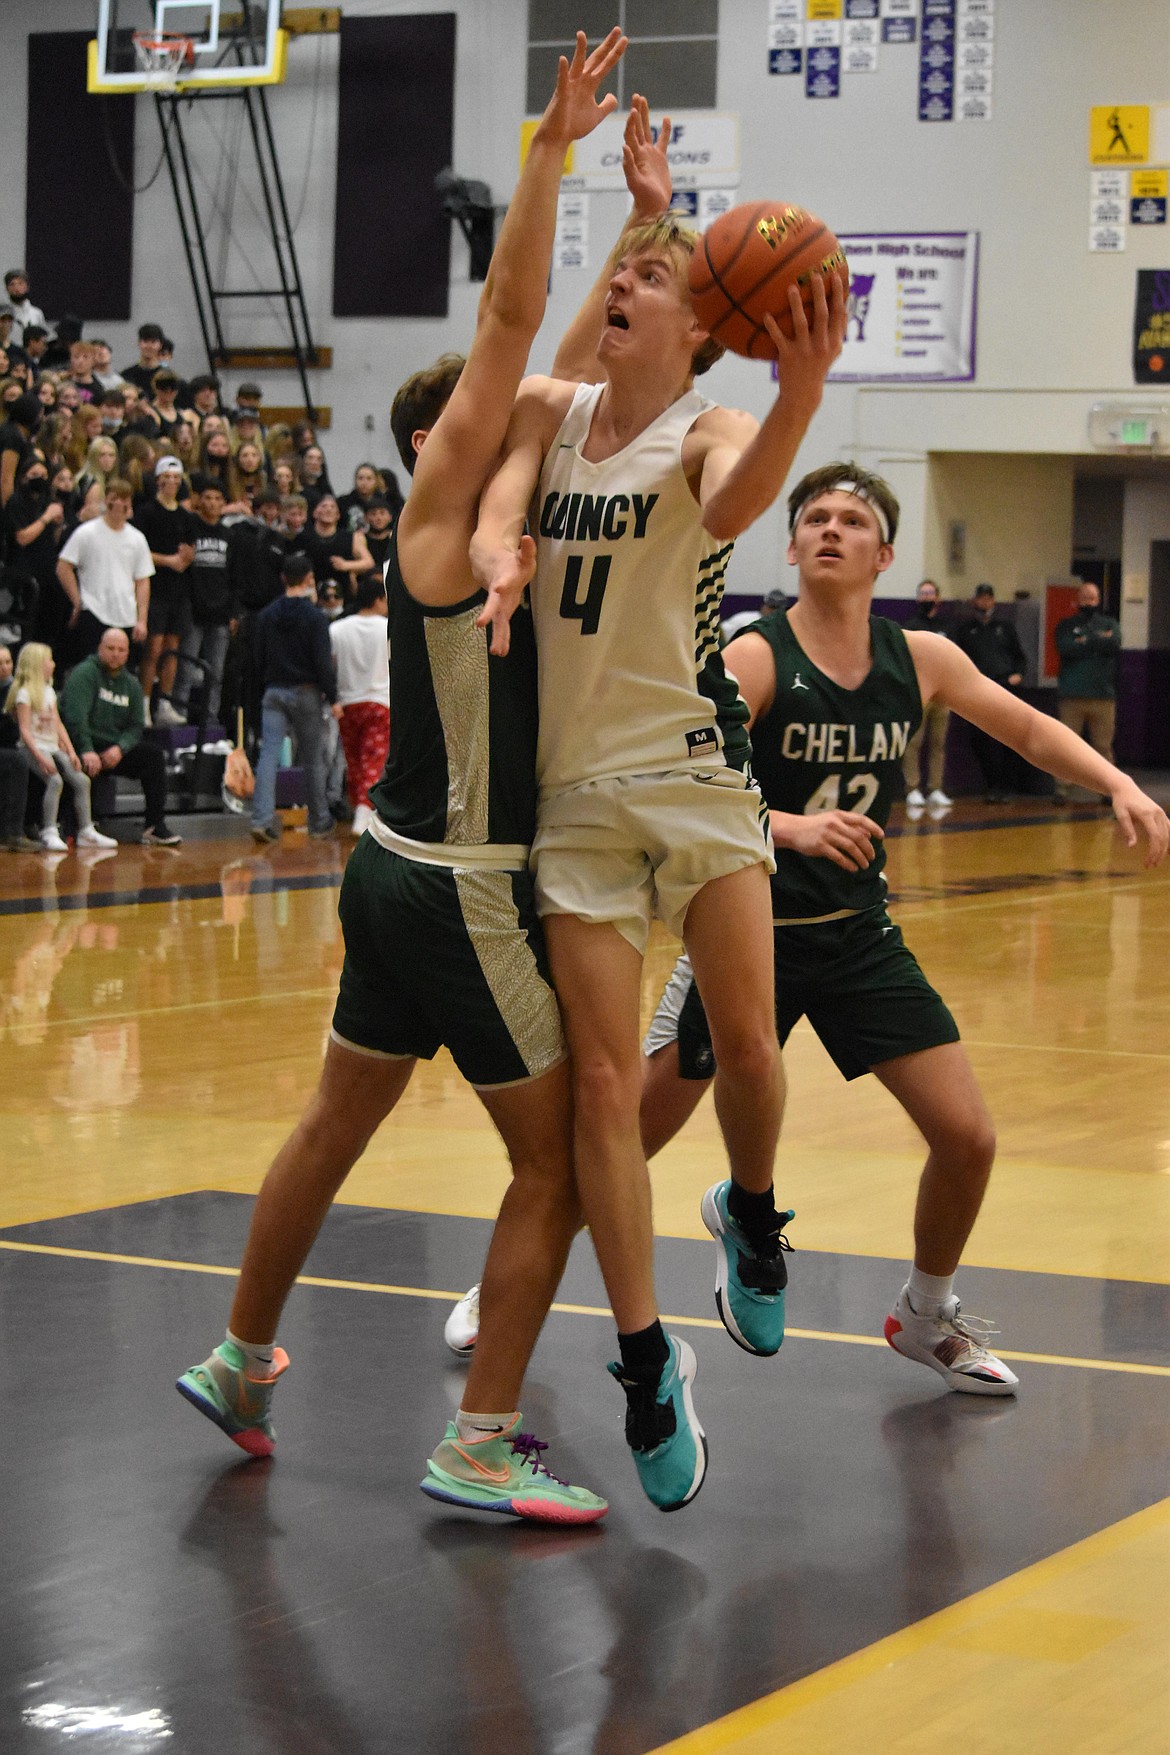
[727, 1180, 780, 1241]
[617, 1320, 670, 1382]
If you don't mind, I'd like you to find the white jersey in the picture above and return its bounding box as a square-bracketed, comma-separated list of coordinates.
[532, 382, 750, 796]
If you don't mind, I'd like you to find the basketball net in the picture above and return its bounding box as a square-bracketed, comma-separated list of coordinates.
[132, 32, 196, 92]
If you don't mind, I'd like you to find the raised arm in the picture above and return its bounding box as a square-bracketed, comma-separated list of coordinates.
[402, 28, 626, 536]
[910, 632, 1170, 866]
[469, 376, 570, 655]
[697, 275, 846, 542]
[551, 94, 673, 383]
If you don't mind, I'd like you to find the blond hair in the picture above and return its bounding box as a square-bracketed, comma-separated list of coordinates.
[615, 217, 725, 377]
[6, 642, 53, 715]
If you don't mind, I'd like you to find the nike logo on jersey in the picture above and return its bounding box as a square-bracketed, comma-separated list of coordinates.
[538, 490, 659, 544]
[792, 673, 809, 691]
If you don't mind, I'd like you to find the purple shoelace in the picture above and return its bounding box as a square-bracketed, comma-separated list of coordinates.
[509, 1432, 569, 1486]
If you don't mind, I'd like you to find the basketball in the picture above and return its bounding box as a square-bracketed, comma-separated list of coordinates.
[687, 202, 849, 361]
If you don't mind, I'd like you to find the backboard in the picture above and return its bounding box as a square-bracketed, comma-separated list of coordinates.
[88, 0, 287, 92]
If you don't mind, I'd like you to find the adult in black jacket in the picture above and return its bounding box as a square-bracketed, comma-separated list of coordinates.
[224, 490, 288, 743]
[172, 475, 236, 724]
[956, 583, 1028, 800]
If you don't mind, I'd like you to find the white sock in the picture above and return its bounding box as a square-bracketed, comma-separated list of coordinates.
[906, 1267, 955, 1319]
[227, 1329, 276, 1378]
[455, 1410, 517, 1441]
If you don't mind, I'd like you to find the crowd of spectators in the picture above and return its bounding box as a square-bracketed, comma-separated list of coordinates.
[0, 277, 399, 849]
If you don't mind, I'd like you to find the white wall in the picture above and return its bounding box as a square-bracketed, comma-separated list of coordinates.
[3, 0, 1169, 593]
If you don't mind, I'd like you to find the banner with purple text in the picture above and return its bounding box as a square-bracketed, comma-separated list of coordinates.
[829, 232, 979, 382]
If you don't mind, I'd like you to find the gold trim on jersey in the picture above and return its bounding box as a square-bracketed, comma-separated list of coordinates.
[453, 870, 565, 1076]
[423, 608, 491, 844]
[772, 907, 864, 926]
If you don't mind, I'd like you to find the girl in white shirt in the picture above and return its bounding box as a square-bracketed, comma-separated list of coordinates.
[5, 643, 116, 852]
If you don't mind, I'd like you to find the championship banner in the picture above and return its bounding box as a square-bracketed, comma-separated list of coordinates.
[829, 231, 978, 381]
[522, 112, 739, 192]
[1133, 268, 1170, 384]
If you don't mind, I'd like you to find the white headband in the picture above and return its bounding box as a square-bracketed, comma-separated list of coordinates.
[794, 481, 891, 545]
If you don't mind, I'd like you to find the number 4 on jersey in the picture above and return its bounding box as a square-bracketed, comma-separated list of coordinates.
[559, 555, 611, 636]
[805, 772, 880, 816]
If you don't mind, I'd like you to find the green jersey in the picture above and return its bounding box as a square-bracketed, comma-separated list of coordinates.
[746, 609, 922, 919]
[369, 525, 539, 850]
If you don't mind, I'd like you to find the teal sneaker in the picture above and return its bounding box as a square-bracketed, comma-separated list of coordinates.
[700, 1181, 793, 1357]
[607, 1334, 707, 1513]
[176, 1341, 289, 1457]
[420, 1415, 608, 1524]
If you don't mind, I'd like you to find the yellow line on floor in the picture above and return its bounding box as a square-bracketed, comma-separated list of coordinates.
[2, 1239, 1168, 1378]
[646, 1497, 1170, 1755]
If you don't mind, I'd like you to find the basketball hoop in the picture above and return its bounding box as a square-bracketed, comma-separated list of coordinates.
[132, 31, 196, 91]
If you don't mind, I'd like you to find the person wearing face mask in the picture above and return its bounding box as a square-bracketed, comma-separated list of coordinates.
[4, 454, 69, 650]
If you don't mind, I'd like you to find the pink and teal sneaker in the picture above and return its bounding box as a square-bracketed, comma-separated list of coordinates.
[420, 1415, 608, 1524]
[176, 1340, 289, 1457]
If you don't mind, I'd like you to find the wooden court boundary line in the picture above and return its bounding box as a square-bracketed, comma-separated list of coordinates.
[1, 1239, 1167, 1380]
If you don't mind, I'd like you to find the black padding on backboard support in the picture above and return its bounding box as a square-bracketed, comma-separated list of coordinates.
[26, 31, 137, 322]
[333, 13, 455, 318]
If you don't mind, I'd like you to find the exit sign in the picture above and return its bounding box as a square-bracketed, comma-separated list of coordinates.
[1121, 417, 1151, 443]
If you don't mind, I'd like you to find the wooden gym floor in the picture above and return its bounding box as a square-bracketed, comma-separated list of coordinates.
[0, 797, 1167, 1754]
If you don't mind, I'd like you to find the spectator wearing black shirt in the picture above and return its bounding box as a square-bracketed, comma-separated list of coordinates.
[184, 374, 225, 425]
[42, 315, 83, 374]
[251, 552, 338, 842]
[304, 494, 373, 607]
[362, 495, 394, 578]
[120, 323, 166, 397]
[956, 583, 1029, 801]
[225, 489, 287, 744]
[280, 493, 310, 559]
[67, 340, 100, 405]
[172, 474, 236, 725]
[0, 392, 41, 507]
[119, 385, 161, 443]
[5, 454, 72, 653]
[22, 327, 49, 381]
[297, 443, 332, 511]
[149, 370, 184, 441]
[337, 462, 382, 533]
[135, 456, 195, 723]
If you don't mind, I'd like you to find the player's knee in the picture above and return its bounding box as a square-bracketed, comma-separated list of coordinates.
[709, 1021, 779, 1089]
[571, 1053, 642, 1129]
[940, 1111, 996, 1181]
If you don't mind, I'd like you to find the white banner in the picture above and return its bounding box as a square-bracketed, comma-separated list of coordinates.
[557, 112, 740, 192]
[829, 232, 979, 382]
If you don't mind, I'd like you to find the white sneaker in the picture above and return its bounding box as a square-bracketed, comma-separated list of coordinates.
[927, 789, 953, 809]
[351, 803, 373, 838]
[77, 824, 118, 849]
[905, 789, 926, 808]
[884, 1286, 1018, 1396]
[444, 1284, 480, 1357]
[40, 827, 68, 852]
[153, 697, 187, 728]
[906, 804, 925, 822]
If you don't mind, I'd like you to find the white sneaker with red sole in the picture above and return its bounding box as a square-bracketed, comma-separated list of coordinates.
[885, 1286, 1019, 1395]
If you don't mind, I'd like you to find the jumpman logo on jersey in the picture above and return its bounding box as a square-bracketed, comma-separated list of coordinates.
[792, 673, 810, 691]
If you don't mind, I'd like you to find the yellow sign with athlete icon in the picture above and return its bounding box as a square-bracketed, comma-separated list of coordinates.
[1089, 105, 1149, 165]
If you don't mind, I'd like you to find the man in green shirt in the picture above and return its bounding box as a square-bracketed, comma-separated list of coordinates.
[1053, 582, 1122, 802]
[59, 627, 182, 846]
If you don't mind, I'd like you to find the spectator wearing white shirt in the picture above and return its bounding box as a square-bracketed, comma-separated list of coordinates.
[56, 478, 154, 657]
[328, 573, 389, 837]
[3, 271, 46, 346]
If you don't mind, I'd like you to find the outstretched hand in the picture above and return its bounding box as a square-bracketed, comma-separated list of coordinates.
[763, 269, 848, 409]
[1111, 781, 1170, 867]
[536, 28, 627, 147]
[475, 534, 537, 658]
[623, 93, 672, 218]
